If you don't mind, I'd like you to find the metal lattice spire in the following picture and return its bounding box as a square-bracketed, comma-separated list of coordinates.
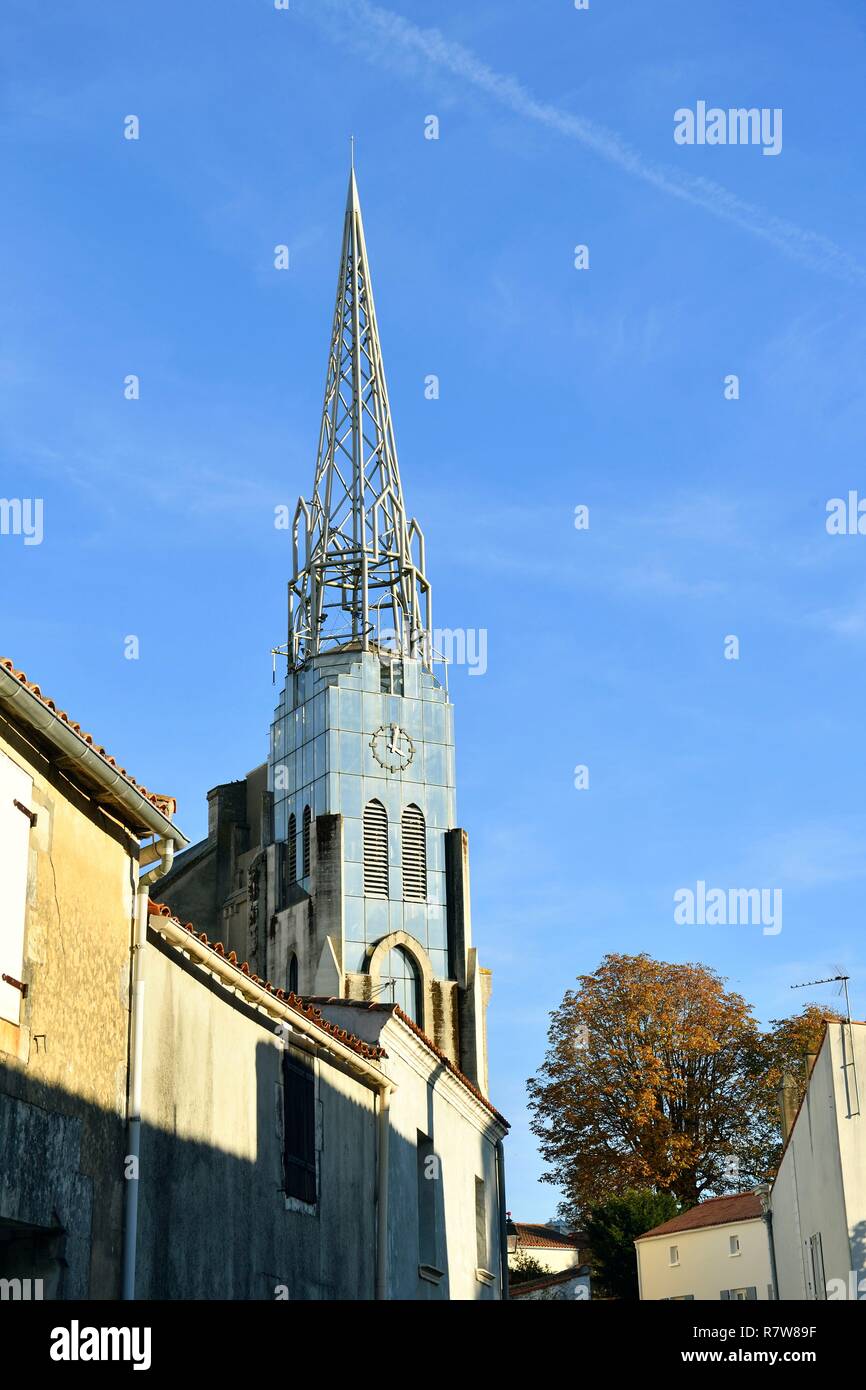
[287, 165, 432, 670]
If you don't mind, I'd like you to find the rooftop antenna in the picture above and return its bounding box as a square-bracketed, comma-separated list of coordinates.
[790, 972, 859, 1117]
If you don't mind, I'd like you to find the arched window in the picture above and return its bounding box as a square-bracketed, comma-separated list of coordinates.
[363, 799, 389, 898]
[381, 946, 421, 1023]
[401, 804, 427, 900]
[302, 805, 311, 879]
[287, 813, 297, 885]
[288, 953, 299, 997]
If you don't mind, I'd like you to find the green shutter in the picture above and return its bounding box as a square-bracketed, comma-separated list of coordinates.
[284, 1052, 316, 1204]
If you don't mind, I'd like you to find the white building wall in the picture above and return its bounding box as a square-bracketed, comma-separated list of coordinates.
[508, 1245, 579, 1275]
[379, 1021, 505, 1301]
[770, 1023, 866, 1300]
[637, 1219, 772, 1301]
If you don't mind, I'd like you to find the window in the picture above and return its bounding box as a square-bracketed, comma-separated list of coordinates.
[417, 1131, 437, 1270]
[722, 1287, 756, 1301]
[401, 804, 427, 901]
[302, 805, 311, 879]
[363, 799, 388, 897]
[0, 751, 33, 1027]
[381, 946, 421, 1023]
[287, 813, 297, 885]
[283, 1050, 316, 1205]
[475, 1176, 488, 1271]
[669, 1245, 679, 1266]
[380, 660, 404, 695]
[729, 1234, 741, 1256]
[288, 953, 299, 997]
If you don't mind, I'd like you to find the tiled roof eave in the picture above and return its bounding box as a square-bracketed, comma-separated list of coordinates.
[149, 902, 387, 1066]
[0, 657, 185, 843]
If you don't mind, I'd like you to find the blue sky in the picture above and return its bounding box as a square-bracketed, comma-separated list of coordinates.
[3, 0, 866, 1219]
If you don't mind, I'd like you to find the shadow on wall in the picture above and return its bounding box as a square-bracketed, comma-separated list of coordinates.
[0, 1042, 455, 1301]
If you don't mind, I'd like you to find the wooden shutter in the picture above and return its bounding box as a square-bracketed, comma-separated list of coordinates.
[401, 805, 427, 901]
[0, 751, 33, 1026]
[363, 800, 389, 897]
[302, 805, 311, 879]
[283, 1051, 316, 1204]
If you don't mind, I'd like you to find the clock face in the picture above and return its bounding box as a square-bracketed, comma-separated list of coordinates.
[369, 723, 415, 773]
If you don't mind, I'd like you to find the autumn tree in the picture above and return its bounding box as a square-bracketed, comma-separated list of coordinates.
[527, 953, 775, 1222]
[762, 1003, 843, 1110]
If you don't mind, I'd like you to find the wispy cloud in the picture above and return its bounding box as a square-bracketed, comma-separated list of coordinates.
[304, 0, 866, 286]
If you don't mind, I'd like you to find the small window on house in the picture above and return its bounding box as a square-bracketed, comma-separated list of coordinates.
[0, 751, 34, 1027]
[401, 804, 427, 901]
[302, 805, 311, 879]
[417, 1132, 437, 1269]
[363, 799, 388, 897]
[288, 953, 299, 997]
[287, 813, 297, 885]
[669, 1245, 679, 1266]
[283, 1050, 316, 1205]
[475, 1176, 488, 1272]
[722, 1287, 756, 1301]
[729, 1234, 741, 1256]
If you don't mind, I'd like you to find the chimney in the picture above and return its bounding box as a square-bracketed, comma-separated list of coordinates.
[777, 1072, 799, 1143]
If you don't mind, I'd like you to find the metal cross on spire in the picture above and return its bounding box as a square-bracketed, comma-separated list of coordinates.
[286, 163, 432, 671]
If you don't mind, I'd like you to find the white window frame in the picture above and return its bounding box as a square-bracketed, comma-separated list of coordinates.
[669, 1244, 679, 1266]
[729, 1233, 741, 1256]
[0, 750, 34, 1027]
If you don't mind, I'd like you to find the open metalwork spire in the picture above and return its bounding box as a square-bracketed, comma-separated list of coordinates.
[287, 166, 432, 670]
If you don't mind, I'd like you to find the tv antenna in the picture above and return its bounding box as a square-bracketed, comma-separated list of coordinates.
[790, 971, 859, 1117]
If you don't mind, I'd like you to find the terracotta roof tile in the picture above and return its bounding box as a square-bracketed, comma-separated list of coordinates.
[148, 901, 387, 1063]
[509, 1267, 587, 1298]
[515, 1223, 582, 1250]
[307, 996, 508, 1127]
[0, 657, 176, 818]
[637, 1191, 764, 1240]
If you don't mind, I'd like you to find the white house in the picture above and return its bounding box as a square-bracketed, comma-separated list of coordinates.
[635, 1192, 773, 1301]
[769, 1019, 866, 1300]
[508, 1221, 585, 1274]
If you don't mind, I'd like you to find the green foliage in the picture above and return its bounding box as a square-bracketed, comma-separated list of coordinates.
[509, 1248, 549, 1285]
[585, 1190, 680, 1300]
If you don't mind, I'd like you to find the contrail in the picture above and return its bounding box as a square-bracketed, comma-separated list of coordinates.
[303, 0, 865, 286]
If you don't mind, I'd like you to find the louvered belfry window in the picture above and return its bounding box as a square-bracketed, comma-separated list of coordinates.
[302, 805, 311, 879]
[402, 804, 427, 901]
[363, 799, 389, 898]
[287, 813, 297, 885]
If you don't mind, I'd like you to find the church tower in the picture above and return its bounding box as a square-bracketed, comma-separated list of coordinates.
[267, 166, 491, 1091]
